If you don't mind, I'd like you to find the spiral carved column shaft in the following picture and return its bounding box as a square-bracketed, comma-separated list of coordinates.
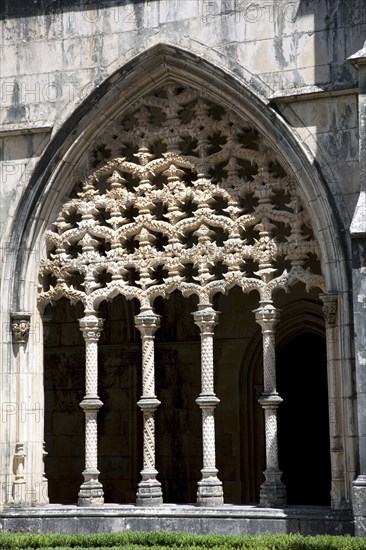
[255, 304, 286, 508]
[135, 311, 163, 506]
[78, 315, 104, 506]
[193, 307, 223, 506]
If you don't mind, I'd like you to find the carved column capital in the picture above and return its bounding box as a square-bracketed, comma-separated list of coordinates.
[254, 303, 279, 331]
[11, 313, 31, 345]
[192, 307, 219, 334]
[79, 315, 103, 341]
[134, 310, 161, 337]
[320, 293, 338, 326]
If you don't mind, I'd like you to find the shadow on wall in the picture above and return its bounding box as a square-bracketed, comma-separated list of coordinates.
[0, 0, 154, 20]
[296, 0, 364, 91]
[271, 0, 364, 234]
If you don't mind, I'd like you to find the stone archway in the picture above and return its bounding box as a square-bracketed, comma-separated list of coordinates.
[38, 81, 327, 508]
[0, 42, 354, 516]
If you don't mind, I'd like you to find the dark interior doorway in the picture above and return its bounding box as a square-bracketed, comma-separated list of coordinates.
[277, 331, 331, 505]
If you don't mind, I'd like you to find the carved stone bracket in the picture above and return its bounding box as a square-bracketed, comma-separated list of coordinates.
[11, 313, 31, 345]
[320, 293, 338, 327]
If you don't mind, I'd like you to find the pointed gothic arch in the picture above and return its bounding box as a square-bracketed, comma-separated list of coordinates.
[1, 45, 355, 510]
[36, 80, 333, 507]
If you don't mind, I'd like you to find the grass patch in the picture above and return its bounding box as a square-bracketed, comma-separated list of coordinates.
[0, 532, 365, 549]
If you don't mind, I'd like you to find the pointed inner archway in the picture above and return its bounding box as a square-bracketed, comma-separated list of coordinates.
[39, 82, 327, 507]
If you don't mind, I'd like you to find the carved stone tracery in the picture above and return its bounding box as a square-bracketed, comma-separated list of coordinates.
[39, 84, 324, 313]
[38, 83, 326, 507]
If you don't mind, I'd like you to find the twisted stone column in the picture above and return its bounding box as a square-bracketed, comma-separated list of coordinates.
[78, 314, 104, 506]
[135, 310, 163, 506]
[193, 307, 223, 506]
[254, 303, 286, 507]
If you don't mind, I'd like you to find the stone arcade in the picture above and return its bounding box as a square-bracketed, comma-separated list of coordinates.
[1, 0, 366, 536]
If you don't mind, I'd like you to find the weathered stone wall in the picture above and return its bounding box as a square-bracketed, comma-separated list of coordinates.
[0, 0, 364, 243]
[0, 0, 360, 278]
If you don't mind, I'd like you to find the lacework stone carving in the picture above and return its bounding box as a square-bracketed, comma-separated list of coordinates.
[194, 308, 218, 394]
[255, 305, 278, 395]
[202, 408, 216, 469]
[85, 412, 98, 470]
[84, 340, 98, 397]
[264, 408, 279, 470]
[38, 84, 325, 314]
[37, 83, 326, 509]
[143, 411, 155, 471]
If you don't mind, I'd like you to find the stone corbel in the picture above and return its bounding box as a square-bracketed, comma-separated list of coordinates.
[320, 293, 338, 327]
[11, 313, 31, 345]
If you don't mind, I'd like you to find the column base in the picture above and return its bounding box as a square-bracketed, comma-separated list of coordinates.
[259, 469, 286, 508]
[36, 480, 50, 506]
[78, 469, 104, 506]
[12, 480, 27, 506]
[136, 470, 163, 506]
[197, 468, 224, 506]
[352, 475, 366, 536]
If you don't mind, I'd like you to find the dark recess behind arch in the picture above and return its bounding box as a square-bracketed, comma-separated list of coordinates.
[277, 331, 331, 506]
